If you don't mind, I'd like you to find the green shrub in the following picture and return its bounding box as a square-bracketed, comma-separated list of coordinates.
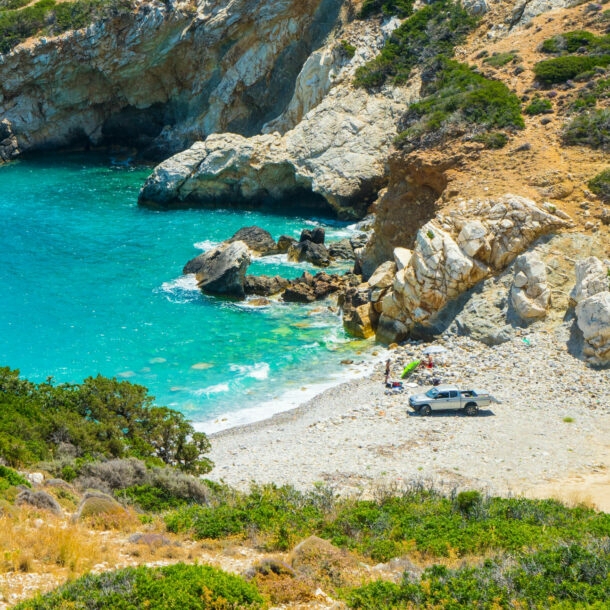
[14, 563, 264, 609]
[534, 55, 602, 83]
[472, 131, 508, 148]
[354, 0, 477, 88]
[345, 543, 610, 608]
[358, 0, 413, 18]
[541, 30, 597, 54]
[0, 368, 212, 474]
[396, 59, 523, 149]
[524, 96, 553, 115]
[0, 0, 133, 54]
[339, 39, 356, 59]
[587, 168, 610, 201]
[562, 108, 610, 149]
[0, 465, 31, 492]
[455, 490, 482, 515]
[483, 52, 517, 67]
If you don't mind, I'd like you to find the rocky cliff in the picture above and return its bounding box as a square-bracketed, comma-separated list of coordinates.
[0, 0, 342, 159]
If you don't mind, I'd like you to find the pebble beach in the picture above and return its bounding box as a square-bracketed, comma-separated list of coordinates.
[208, 324, 610, 511]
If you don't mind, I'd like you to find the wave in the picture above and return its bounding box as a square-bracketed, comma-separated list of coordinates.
[230, 362, 270, 380]
[192, 383, 230, 396]
[193, 239, 219, 252]
[157, 275, 200, 303]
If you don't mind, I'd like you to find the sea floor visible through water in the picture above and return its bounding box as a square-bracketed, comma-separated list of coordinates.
[0, 153, 377, 431]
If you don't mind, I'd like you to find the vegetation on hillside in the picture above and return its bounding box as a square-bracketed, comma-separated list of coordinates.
[0, 367, 212, 475]
[354, 0, 477, 88]
[396, 58, 524, 150]
[15, 563, 265, 609]
[534, 30, 610, 84]
[588, 167, 610, 201]
[347, 542, 610, 608]
[0, 0, 133, 54]
[355, 0, 523, 149]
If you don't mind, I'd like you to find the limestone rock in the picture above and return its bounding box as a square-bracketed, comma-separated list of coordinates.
[510, 252, 550, 320]
[227, 226, 277, 256]
[576, 292, 610, 365]
[368, 261, 397, 291]
[244, 275, 290, 296]
[393, 248, 412, 271]
[328, 239, 354, 260]
[1, 0, 342, 160]
[376, 194, 571, 344]
[569, 257, 609, 306]
[300, 228, 325, 244]
[340, 284, 377, 338]
[139, 84, 410, 218]
[283, 283, 316, 303]
[0, 119, 19, 162]
[287, 240, 331, 267]
[186, 241, 250, 299]
[277, 235, 298, 253]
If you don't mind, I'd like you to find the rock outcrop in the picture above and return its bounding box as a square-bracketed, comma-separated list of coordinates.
[570, 257, 610, 366]
[139, 84, 410, 217]
[371, 194, 571, 343]
[227, 226, 277, 256]
[510, 252, 551, 321]
[185, 241, 251, 298]
[0, 0, 342, 159]
[0, 119, 19, 162]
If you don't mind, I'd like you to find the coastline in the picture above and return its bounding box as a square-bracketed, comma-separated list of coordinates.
[206, 325, 610, 512]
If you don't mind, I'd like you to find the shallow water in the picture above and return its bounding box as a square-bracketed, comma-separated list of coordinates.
[0, 153, 373, 429]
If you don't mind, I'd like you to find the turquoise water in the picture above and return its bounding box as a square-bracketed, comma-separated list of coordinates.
[0, 154, 372, 430]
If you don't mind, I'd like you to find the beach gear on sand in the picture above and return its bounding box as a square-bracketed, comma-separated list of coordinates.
[401, 359, 420, 378]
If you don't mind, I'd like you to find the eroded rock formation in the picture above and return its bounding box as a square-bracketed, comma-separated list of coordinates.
[0, 0, 341, 159]
[369, 194, 571, 343]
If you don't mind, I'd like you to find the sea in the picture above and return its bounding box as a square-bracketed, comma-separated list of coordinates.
[0, 153, 376, 433]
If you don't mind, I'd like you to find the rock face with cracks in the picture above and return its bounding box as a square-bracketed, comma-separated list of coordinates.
[510, 252, 551, 321]
[138, 85, 409, 217]
[570, 257, 610, 366]
[373, 194, 571, 344]
[0, 0, 342, 160]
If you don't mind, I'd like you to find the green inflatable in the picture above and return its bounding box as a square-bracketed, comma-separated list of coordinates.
[401, 359, 420, 378]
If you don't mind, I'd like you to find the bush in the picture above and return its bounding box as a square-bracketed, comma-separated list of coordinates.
[354, 0, 478, 88]
[541, 30, 597, 54]
[338, 39, 356, 59]
[483, 52, 517, 67]
[587, 168, 610, 201]
[534, 55, 602, 83]
[358, 0, 413, 18]
[524, 96, 553, 115]
[0, 0, 133, 54]
[0, 465, 31, 491]
[0, 368, 213, 474]
[344, 542, 610, 608]
[472, 131, 508, 148]
[562, 108, 610, 149]
[396, 59, 523, 150]
[14, 563, 265, 609]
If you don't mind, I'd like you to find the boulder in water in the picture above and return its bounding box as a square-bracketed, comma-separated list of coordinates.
[227, 226, 277, 256]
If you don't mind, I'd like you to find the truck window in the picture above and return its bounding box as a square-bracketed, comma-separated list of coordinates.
[437, 392, 449, 399]
[449, 390, 458, 398]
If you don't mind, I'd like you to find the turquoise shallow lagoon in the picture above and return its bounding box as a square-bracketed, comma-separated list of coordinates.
[0, 154, 374, 431]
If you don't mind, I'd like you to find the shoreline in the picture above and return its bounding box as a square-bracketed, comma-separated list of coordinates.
[206, 325, 610, 512]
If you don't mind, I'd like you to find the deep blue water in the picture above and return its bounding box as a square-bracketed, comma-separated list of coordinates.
[0, 154, 372, 431]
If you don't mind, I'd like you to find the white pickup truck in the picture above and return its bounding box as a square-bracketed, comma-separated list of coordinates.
[408, 384, 493, 416]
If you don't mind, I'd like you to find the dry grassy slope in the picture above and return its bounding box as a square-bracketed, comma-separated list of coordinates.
[427, 2, 610, 254]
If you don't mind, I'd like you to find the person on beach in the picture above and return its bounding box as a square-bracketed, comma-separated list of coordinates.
[384, 359, 391, 384]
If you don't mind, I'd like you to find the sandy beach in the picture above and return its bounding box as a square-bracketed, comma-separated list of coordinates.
[208, 324, 610, 511]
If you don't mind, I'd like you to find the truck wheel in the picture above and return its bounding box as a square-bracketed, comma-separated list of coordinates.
[420, 404, 432, 416]
[464, 403, 478, 416]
